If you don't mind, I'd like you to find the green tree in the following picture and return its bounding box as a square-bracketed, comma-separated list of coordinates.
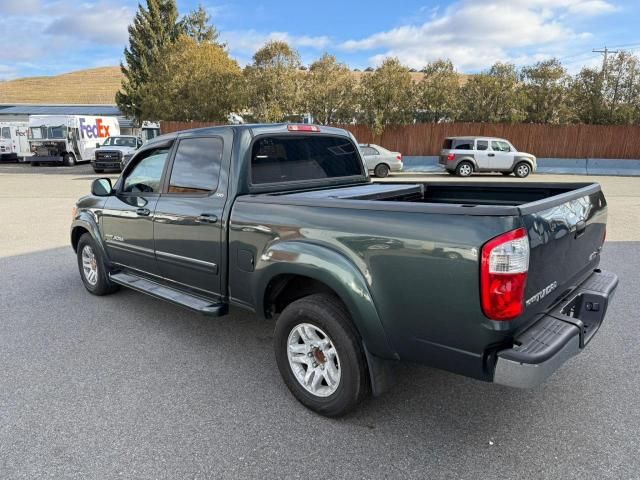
[116, 0, 179, 122]
[415, 59, 459, 122]
[179, 4, 223, 46]
[244, 41, 301, 122]
[303, 54, 356, 124]
[458, 62, 524, 122]
[570, 66, 605, 124]
[521, 58, 571, 123]
[140, 35, 244, 121]
[358, 58, 415, 134]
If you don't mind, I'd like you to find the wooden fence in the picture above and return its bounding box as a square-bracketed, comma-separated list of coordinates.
[160, 121, 640, 159]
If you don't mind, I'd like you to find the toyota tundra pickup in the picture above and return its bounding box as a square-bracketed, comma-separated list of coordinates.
[71, 124, 618, 416]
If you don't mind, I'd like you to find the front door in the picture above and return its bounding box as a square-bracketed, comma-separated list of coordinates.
[153, 135, 229, 297]
[490, 140, 515, 170]
[102, 144, 172, 276]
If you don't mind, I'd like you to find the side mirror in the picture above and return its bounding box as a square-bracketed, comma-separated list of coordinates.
[95, 142, 100, 148]
[91, 178, 113, 197]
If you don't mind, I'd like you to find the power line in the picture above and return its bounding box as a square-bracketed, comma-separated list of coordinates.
[593, 46, 620, 75]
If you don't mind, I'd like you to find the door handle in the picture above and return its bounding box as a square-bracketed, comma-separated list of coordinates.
[196, 213, 218, 224]
[488, 153, 495, 157]
[136, 208, 151, 216]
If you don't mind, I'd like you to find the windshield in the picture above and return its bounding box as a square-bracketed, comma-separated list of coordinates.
[29, 127, 45, 139]
[29, 125, 67, 140]
[102, 136, 137, 147]
[48, 126, 67, 139]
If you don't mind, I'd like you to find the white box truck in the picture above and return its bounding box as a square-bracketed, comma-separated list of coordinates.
[0, 122, 31, 162]
[28, 115, 120, 166]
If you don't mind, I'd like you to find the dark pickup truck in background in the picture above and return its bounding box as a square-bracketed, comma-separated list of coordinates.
[71, 124, 618, 416]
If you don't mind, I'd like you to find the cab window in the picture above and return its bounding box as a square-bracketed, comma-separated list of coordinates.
[1, 127, 10, 139]
[491, 140, 512, 152]
[122, 147, 171, 194]
[168, 137, 223, 194]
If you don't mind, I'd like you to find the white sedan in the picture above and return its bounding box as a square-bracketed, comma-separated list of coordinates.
[359, 144, 404, 178]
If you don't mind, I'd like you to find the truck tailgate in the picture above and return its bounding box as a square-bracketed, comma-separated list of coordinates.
[519, 184, 607, 319]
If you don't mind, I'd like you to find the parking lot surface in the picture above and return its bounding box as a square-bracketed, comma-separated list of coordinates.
[1, 164, 639, 479]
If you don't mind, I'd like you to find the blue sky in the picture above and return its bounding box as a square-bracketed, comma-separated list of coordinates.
[1, 0, 639, 80]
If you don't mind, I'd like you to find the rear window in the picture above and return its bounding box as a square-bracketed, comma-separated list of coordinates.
[443, 139, 474, 150]
[452, 139, 473, 150]
[251, 135, 363, 184]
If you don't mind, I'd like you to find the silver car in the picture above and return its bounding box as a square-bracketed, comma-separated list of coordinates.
[359, 144, 404, 178]
[439, 136, 537, 177]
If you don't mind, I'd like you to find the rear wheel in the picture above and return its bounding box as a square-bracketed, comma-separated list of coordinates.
[374, 163, 390, 178]
[30, 162, 40, 167]
[63, 153, 76, 167]
[76, 233, 119, 296]
[274, 293, 369, 417]
[93, 168, 104, 174]
[514, 162, 531, 178]
[456, 161, 473, 177]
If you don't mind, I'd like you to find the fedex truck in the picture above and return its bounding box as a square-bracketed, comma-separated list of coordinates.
[0, 122, 31, 162]
[28, 115, 120, 166]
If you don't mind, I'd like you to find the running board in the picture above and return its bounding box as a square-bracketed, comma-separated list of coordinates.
[109, 272, 228, 316]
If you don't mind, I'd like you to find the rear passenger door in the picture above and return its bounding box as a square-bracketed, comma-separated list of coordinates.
[474, 139, 490, 169]
[153, 133, 231, 298]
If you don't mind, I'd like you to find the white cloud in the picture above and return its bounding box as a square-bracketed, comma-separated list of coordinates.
[223, 30, 331, 56]
[339, 0, 617, 71]
[44, 3, 133, 44]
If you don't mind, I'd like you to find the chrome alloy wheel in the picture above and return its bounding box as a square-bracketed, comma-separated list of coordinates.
[517, 163, 530, 177]
[81, 245, 99, 286]
[287, 323, 341, 397]
[458, 163, 472, 176]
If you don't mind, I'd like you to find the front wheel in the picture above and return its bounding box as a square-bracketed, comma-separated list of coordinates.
[514, 162, 531, 178]
[76, 233, 119, 296]
[274, 294, 369, 417]
[63, 153, 76, 166]
[373, 163, 390, 178]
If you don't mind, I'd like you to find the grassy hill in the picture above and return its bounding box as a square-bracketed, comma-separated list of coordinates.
[0, 67, 123, 104]
[0, 66, 468, 106]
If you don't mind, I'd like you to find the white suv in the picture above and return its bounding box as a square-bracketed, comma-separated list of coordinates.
[439, 136, 537, 177]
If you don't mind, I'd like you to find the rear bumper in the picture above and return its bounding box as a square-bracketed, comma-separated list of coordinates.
[493, 269, 618, 388]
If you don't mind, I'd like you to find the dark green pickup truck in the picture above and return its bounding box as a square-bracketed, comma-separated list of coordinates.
[71, 124, 618, 416]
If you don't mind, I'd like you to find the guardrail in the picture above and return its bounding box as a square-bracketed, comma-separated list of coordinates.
[402, 156, 640, 176]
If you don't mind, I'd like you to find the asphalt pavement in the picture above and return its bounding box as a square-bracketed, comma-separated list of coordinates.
[1, 163, 639, 479]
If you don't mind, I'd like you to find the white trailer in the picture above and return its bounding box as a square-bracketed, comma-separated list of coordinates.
[0, 122, 31, 162]
[28, 115, 120, 166]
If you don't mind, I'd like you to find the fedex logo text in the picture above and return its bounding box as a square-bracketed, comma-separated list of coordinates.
[79, 118, 111, 139]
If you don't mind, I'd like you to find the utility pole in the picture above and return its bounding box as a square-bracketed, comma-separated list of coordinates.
[593, 46, 619, 76]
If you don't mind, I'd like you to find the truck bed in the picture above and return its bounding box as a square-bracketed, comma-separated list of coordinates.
[254, 181, 600, 216]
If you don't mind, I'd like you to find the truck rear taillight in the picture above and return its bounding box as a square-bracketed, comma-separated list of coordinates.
[447, 153, 455, 161]
[287, 125, 320, 132]
[480, 228, 529, 321]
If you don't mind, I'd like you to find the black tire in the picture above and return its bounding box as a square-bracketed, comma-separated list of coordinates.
[63, 153, 76, 167]
[76, 233, 119, 296]
[455, 161, 473, 177]
[93, 168, 104, 174]
[514, 162, 531, 178]
[373, 163, 390, 178]
[501, 172, 512, 176]
[274, 293, 369, 417]
[30, 162, 39, 167]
